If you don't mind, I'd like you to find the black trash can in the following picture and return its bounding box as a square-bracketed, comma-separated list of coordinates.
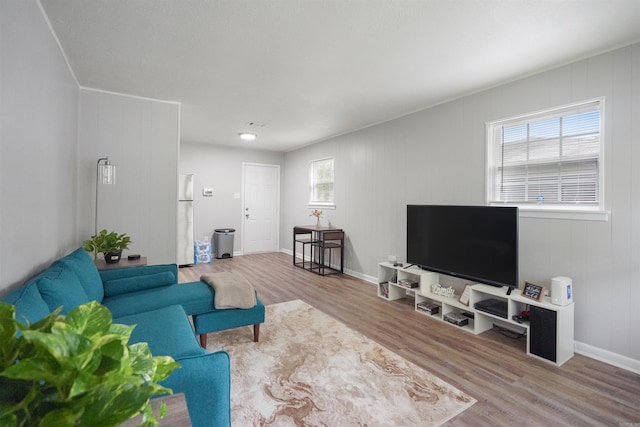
[213, 228, 235, 259]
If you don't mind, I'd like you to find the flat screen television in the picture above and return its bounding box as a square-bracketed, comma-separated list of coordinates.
[407, 205, 519, 289]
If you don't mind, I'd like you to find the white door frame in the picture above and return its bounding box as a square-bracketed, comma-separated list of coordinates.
[241, 162, 280, 254]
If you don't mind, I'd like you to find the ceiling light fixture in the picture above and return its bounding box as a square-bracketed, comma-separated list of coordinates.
[239, 132, 257, 141]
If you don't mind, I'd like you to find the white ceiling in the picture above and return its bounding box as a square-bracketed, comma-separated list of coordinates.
[40, 0, 640, 152]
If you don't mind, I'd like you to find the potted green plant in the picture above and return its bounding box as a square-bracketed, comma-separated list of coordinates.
[83, 229, 132, 263]
[0, 301, 179, 427]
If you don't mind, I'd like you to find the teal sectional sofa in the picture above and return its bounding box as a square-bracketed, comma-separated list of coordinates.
[1, 247, 231, 427]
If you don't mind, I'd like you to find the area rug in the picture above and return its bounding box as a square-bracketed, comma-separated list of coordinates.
[206, 300, 476, 426]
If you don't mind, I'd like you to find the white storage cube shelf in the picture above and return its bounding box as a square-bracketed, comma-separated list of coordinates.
[377, 262, 574, 367]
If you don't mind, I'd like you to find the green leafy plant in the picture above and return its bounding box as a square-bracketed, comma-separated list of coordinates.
[0, 301, 179, 427]
[83, 230, 132, 260]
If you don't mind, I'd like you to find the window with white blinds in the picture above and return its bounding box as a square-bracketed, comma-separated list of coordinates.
[486, 99, 603, 212]
[309, 157, 334, 206]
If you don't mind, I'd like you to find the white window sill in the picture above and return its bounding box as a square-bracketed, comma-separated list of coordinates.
[488, 202, 609, 221]
[519, 208, 609, 221]
[308, 203, 336, 210]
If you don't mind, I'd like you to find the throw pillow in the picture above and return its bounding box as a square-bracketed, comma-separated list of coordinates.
[1, 280, 51, 325]
[37, 263, 90, 314]
[53, 247, 104, 302]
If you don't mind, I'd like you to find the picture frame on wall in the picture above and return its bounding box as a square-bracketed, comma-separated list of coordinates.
[522, 281, 544, 302]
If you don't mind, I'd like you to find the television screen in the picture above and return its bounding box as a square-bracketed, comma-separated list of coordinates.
[407, 205, 519, 289]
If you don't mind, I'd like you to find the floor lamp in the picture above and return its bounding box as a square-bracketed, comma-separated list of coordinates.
[95, 157, 116, 237]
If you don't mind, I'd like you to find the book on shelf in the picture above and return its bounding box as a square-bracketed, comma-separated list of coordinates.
[397, 279, 419, 289]
[379, 282, 389, 298]
[416, 301, 439, 314]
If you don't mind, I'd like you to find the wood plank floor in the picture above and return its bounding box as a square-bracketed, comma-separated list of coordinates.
[179, 252, 640, 426]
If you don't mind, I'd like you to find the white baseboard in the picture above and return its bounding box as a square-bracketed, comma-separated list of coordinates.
[574, 341, 640, 375]
[343, 269, 377, 284]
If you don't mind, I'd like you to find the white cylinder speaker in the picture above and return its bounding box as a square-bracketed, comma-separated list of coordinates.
[551, 276, 573, 306]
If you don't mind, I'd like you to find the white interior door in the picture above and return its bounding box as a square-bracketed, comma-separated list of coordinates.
[242, 163, 280, 254]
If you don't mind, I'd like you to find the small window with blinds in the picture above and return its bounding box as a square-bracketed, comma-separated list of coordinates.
[486, 98, 603, 213]
[309, 157, 335, 207]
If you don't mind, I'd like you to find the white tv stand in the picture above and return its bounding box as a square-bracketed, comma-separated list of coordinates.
[377, 262, 574, 366]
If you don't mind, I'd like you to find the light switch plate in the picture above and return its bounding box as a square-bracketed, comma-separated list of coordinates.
[202, 188, 213, 197]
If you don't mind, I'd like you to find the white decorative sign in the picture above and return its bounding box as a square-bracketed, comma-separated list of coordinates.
[430, 284, 456, 298]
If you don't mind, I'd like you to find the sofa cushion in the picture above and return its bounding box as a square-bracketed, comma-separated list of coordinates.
[36, 263, 90, 314]
[98, 264, 177, 284]
[103, 281, 214, 318]
[114, 305, 206, 359]
[193, 294, 264, 335]
[1, 280, 50, 325]
[104, 271, 176, 297]
[52, 248, 104, 302]
[160, 352, 231, 427]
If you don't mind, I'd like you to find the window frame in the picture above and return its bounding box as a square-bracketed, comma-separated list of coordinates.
[486, 98, 608, 221]
[308, 156, 335, 209]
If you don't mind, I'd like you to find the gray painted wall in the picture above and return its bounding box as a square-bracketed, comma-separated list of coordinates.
[180, 141, 284, 252]
[0, 0, 79, 291]
[282, 44, 640, 367]
[0, 2, 180, 297]
[77, 90, 180, 265]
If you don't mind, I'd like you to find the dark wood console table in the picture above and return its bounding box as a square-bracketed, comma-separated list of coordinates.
[95, 256, 147, 271]
[293, 226, 344, 276]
